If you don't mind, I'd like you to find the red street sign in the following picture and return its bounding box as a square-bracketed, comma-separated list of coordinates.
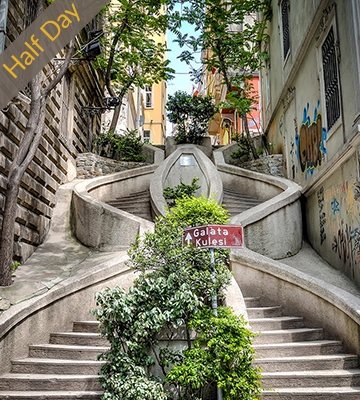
[182, 224, 244, 249]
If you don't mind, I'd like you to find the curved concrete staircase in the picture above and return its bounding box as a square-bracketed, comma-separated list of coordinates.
[2, 144, 360, 399]
[246, 297, 360, 399]
[104, 188, 263, 221]
[106, 189, 153, 221]
[1, 298, 360, 399]
[0, 320, 106, 399]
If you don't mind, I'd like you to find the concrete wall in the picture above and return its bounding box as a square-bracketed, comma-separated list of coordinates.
[0, 0, 105, 263]
[214, 147, 303, 258]
[231, 248, 360, 356]
[304, 143, 360, 287]
[260, 0, 360, 286]
[150, 145, 223, 218]
[72, 166, 156, 250]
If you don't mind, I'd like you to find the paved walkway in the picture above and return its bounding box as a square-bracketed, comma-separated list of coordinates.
[280, 241, 360, 298]
[0, 181, 129, 313]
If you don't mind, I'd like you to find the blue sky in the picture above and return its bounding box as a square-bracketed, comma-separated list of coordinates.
[166, 13, 201, 97]
[167, 31, 194, 96]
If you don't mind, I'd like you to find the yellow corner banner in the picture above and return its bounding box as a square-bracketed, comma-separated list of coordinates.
[0, 0, 109, 110]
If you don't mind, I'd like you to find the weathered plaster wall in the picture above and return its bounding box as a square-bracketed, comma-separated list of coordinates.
[306, 155, 360, 286]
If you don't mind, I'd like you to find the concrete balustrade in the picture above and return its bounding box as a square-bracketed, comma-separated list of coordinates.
[214, 145, 303, 258]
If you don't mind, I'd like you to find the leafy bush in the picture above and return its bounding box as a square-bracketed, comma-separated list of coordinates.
[163, 177, 201, 207]
[167, 307, 261, 400]
[92, 196, 261, 400]
[93, 129, 146, 162]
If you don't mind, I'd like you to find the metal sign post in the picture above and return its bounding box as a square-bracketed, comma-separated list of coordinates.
[183, 224, 244, 400]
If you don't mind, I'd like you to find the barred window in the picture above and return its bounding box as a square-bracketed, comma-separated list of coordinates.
[281, 0, 290, 59]
[321, 26, 340, 130]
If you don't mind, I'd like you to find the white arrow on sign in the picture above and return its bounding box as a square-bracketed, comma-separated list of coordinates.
[185, 232, 192, 245]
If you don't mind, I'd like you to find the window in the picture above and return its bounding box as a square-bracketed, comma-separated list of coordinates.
[143, 130, 151, 142]
[321, 26, 340, 130]
[145, 85, 153, 108]
[281, 0, 290, 60]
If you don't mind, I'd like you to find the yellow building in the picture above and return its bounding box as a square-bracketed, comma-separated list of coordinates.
[142, 78, 167, 145]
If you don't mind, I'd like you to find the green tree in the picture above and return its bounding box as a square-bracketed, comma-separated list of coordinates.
[166, 91, 218, 144]
[96, 0, 174, 134]
[175, 0, 271, 156]
[92, 197, 261, 399]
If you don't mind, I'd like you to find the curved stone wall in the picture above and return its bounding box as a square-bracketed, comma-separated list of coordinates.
[231, 248, 360, 356]
[150, 145, 223, 218]
[214, 145, 303, 258]
[72, 165, 156, 251]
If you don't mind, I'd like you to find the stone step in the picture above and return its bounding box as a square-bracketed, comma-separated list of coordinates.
[249, 316, 305, 331]
[222, 198, 262, 206]
[0, 374, 101, 391]
[11, 358, 105, 375]
[261, 369, 360, 388]
[105, 190, 152, 221]
[253, 327, 324, 344]
[73, 321, 101, 333]
[0, 391, 103, 399]
[255, 354, 359, 372]
[253, 340, 344, 358]
[244, 296, 261, 308]
[110, 190, 150, 202]
[261, 386, 360, 399]
[223, 191, 262, 200]
[49, 332, 108, 347]
[28, 344, 108, 360]
[222, 190, 263, 215]
[247, 306, 283, 318]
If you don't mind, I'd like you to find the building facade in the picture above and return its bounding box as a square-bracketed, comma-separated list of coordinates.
[0, 0, 105, 262]
[260, 0, 360, 286]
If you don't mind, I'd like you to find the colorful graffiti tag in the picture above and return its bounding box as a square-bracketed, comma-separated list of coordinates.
[317, 187, 326, 244]
[295, 102, 327, 179]
[321, 180, 360, 278]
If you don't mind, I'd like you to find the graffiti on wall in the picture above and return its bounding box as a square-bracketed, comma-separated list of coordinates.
[317, 187, 326, 244]
[295, 102, 327, 179]
[332, 224, 359, 278]
[320, 180, 360, 278]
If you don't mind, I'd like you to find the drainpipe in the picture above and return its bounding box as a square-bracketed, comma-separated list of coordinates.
[0, 0, 8, 54]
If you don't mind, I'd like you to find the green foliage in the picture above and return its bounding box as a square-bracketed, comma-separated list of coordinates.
[166, 307, 262, 400]
[92, 197, 260, 399]
[93, 129, 146, 162]
[231, 134, 252, 160]
[163, 177, 200, 207]
[95, 0, 175, 132]
[11, 261, 21, 272]
[166, 91, 218, 144]
[173, 0, 271, 145]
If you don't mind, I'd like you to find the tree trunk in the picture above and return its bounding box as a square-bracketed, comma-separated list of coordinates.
[0, 180, 19, 285]
[0, 39, 74, 286]
[243, 116, 259, 159]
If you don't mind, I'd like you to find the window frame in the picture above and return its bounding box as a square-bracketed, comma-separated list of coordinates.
[280, 0, 291, 63]
[143, 129, 151, 142]
[316, 5, 342, 138]
[144, 85, 153, 109]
